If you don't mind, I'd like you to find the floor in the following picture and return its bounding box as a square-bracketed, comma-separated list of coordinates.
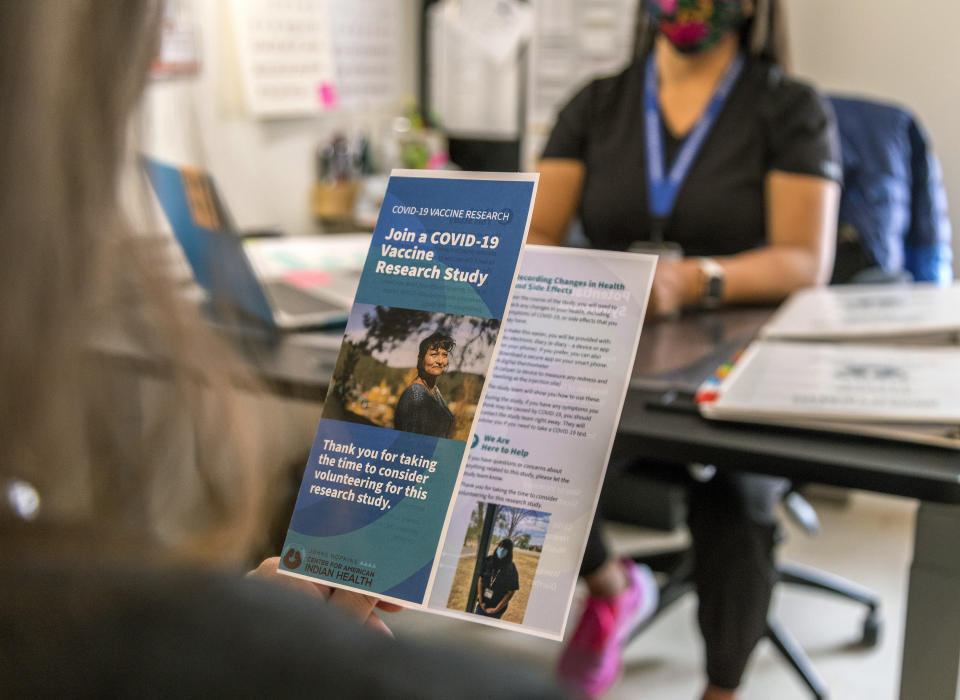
[388, 490, 917, 700]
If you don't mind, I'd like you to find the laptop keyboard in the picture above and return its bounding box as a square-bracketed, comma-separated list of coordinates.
[317, 269, 361, 299]
[265, 281, 345, 315]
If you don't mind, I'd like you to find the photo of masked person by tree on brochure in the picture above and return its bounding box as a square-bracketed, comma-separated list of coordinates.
[326, 303, 500, 442]
[446, 501, 551, 625]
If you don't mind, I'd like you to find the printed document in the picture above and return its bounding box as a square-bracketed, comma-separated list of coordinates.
[701, 340, 960, 449]
[760, 282, 960, 343]
[279, 189, 657, 638]
[425, 246, 656, 638]
[279, 169, 537, 606]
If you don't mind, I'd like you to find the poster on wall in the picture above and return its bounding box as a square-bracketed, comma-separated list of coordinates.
[227, 0, 339, 117]
[151, 0, 200, 78]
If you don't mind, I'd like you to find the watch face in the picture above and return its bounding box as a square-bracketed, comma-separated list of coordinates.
[698, 258, 724, 308]
[707, 275, 723, 300]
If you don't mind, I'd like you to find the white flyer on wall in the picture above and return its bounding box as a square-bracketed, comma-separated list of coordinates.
[228, 0, 338, 117]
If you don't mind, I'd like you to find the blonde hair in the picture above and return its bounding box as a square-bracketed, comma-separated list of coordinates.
[0, 2, 270, 563]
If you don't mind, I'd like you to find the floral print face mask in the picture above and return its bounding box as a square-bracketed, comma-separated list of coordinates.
[648, 0, 746, 54]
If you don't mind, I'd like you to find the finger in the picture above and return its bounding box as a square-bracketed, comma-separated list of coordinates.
[364, 611, 395, 637]
[650, 297, 669, 318]
[247, 556, 281, 576]
[329, 589, 379, 622]
[247, 557, 332, 600]
[375, 601, 405, 613]
[281, 577, 334, 600]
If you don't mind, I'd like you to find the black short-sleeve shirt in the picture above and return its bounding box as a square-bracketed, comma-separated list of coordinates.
[541, 57, 841, 256]
[480, 559, 520, 607]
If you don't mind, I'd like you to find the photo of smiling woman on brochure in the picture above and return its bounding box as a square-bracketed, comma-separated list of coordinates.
[393, 331, 456, 438]
[326, 304, 499, 442]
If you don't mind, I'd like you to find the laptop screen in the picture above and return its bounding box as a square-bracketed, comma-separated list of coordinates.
[142, 156, 274, 324]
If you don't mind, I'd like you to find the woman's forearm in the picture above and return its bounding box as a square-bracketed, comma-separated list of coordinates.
[715, 171, 838, 305]
[528, 159, 586, 247]
[720, 244, 829, 304]
[527, 227, 563, 245]
[493, 590, 516, 613]
[650, 244, 826, 316]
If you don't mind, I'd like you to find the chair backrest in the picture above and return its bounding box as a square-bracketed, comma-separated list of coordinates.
[828, 95, 953, 285]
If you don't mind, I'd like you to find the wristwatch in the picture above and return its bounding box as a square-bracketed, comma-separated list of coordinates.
[697, 257, 725, 308]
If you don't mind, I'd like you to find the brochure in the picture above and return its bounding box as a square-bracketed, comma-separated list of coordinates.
[426, 245, 656, 638]
[279, 169, 538, 606]
[279, 200, 658, 638]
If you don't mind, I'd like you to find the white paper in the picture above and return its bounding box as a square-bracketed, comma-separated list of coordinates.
[428, 0, 533, 139]
[228, 0, 338, 118]
[760, 282, 960, 343]
[152, 0, 201, 78]
[243, 234, 369, 305]
[243, 234, 370, 279]
[425, 245, 657, 639]
[324, 0, 405, 110]
[524, 0, 640, 167]
[706, 340, 960, 425]
[453, 0, 534, 65]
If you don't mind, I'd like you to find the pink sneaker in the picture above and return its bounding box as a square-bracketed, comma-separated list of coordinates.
[557, 559, 659, 698]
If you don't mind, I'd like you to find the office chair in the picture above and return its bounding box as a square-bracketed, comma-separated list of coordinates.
[828, 95, 953, 286]
[602, 473, 881, 700]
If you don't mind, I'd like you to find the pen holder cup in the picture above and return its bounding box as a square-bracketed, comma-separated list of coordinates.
[312, 180, 359, 223]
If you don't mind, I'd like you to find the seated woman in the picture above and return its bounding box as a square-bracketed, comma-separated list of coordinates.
[475, 538, 520, 619]
[0, 4, 564, 698]
[394, 332, 456, 438]
[530, 0, 841, 698]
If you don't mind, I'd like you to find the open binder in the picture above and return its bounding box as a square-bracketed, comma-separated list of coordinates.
[698, 341, 960, 450]
[698, 284, 960, 449]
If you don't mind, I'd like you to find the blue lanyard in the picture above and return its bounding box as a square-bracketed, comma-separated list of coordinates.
[644, 52, 744, 236]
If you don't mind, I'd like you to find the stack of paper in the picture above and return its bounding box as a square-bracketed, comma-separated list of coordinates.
[243, 234, 369, 306]
[760, 282, 960, 344]
[700, 341, 960, 449]
[700, 283, 960, 449]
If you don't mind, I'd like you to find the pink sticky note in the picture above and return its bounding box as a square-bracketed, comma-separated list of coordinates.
[284, 270, 333, 289]
[317, 82, 339, 109]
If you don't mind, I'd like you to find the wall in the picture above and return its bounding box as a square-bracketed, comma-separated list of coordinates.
[784, 0, 960, 275]
[138, 0, 419, 237]
[140, 1, 960, 273]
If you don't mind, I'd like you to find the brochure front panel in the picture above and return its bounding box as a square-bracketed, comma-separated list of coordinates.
[280, 170, 537, 605]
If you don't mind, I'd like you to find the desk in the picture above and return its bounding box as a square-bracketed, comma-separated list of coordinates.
[615, 398, 960, 698]
[233, 308, 960, 698]
[621, 308, 960, 700]
[91, 303, 342, 403]
[105, 304, 960, 698]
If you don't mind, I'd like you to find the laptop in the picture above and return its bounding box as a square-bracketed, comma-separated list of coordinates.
[143, 156, 360, 329]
